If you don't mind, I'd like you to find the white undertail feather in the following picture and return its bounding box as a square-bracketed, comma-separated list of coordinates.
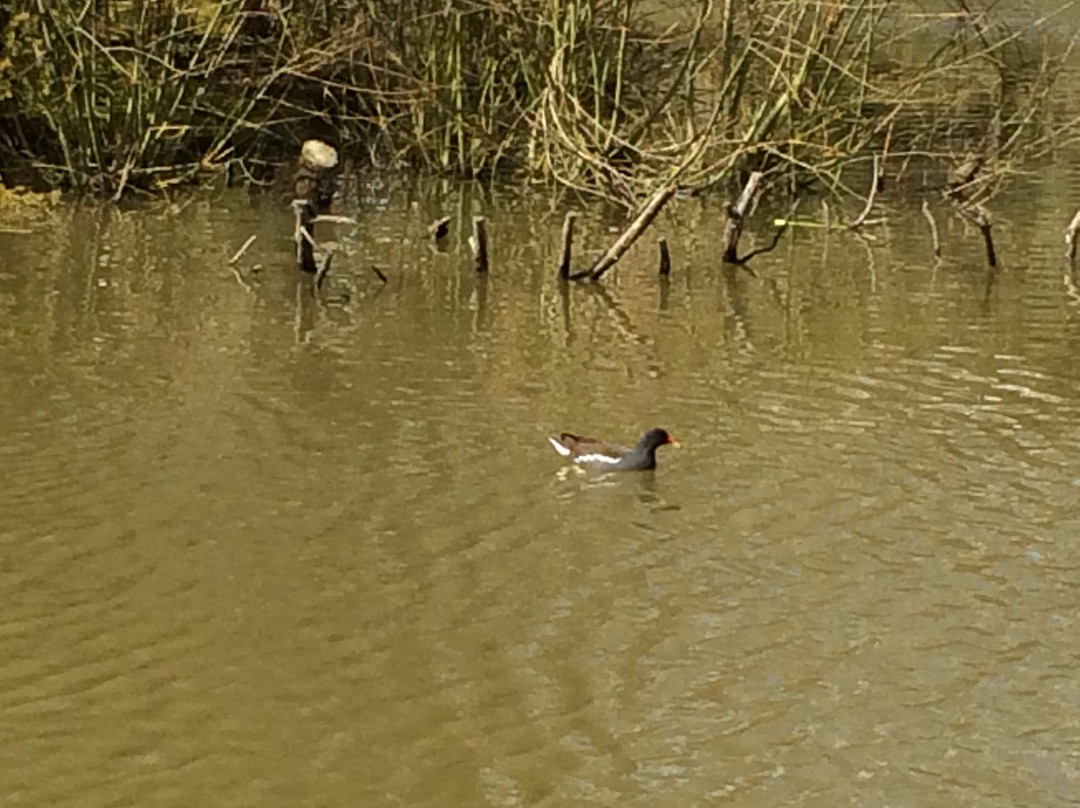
[548, 436, 571, 456]
[572, 452, 621, 465]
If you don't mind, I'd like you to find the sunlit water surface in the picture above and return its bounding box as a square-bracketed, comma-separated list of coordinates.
[2, 176, 1080, 807]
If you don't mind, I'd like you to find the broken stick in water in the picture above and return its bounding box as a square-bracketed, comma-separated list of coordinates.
[946, 152, 985, 202]
[470, 217, 489, 273]
[921, 200, 941, 259]
[428, 216, 451, 241]
[1066, 210, 1080, 267]
[585, 187, 676, 281]
[722, 172, 763, 263]
[658, 236, 671, 276]
[229, 234, 257, 266]
[292, 139, 339, 273]
[314, 251, 334, 290]
[557, 211, 578, 281]
[958, 204, 997, 268]
[229, 264, 253, 293]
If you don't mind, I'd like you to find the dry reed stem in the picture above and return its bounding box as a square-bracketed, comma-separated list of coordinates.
[2, 0, 1074, 204]
[850, 155, 881, 229]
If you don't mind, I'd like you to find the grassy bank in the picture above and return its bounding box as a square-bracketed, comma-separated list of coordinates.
[0, 1, 1075, 202]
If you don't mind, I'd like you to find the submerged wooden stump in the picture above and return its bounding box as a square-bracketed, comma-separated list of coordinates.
[293, 139, 339, 274]
[1066, 210, 1080, 267]
[958, 204, 997, 269]
[723, 172, 763, 263]
[557, 211, 577, 281]
[470, 217, 489, 273]
[658, 236, 671, 276]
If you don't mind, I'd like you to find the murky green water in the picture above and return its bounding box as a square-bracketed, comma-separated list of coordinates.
[2, 174, 1080, 806]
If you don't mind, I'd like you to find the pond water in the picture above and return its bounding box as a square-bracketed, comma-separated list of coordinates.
[2, 172, 1080, 807]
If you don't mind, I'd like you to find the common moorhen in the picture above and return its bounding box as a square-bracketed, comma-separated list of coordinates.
[548, 427, 677, 471]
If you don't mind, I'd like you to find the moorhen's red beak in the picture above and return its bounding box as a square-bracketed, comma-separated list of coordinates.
[667, 435, 679, 447]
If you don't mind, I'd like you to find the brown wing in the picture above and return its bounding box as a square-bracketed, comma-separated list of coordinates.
[556, 433, 628, 462]
[555, 432, 589, 452]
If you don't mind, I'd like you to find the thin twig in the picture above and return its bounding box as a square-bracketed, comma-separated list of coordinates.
[229, 264, 253, 293]
[849, 154, 880, 229]
[228, 234, 257, 265]
[921, 200, 941, 258]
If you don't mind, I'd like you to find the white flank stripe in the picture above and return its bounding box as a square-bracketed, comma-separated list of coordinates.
[573, 452, 621, 465]
[548, 436, 572, 456]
